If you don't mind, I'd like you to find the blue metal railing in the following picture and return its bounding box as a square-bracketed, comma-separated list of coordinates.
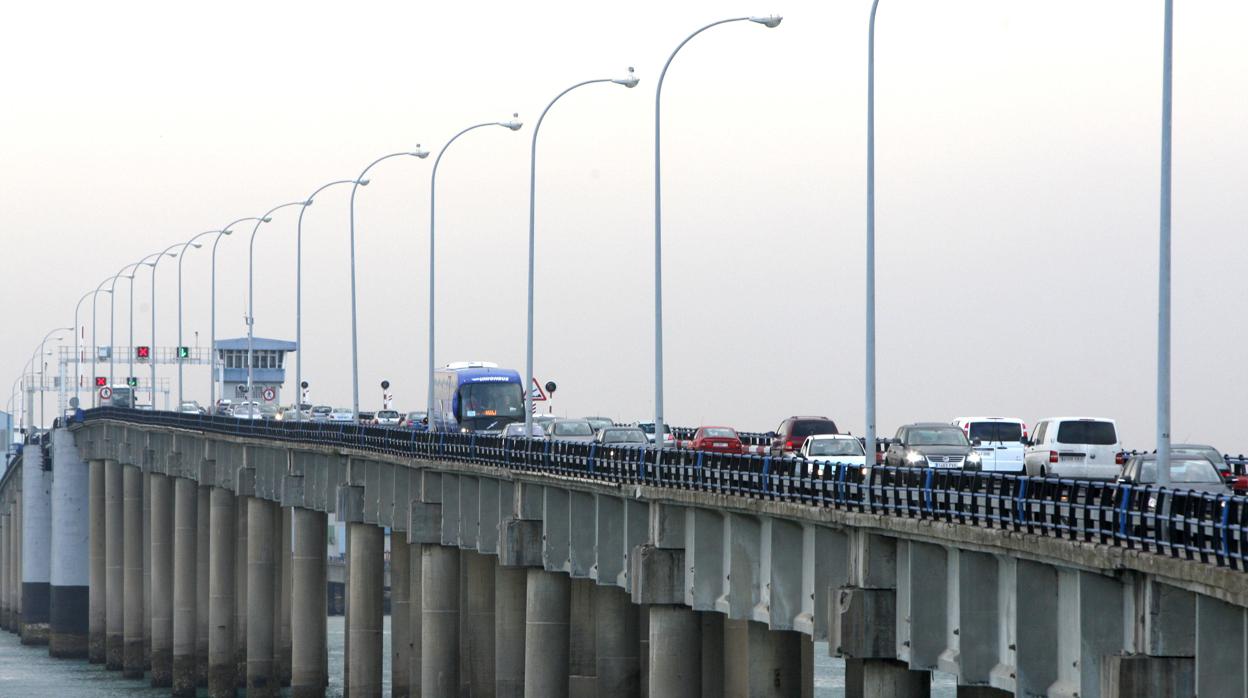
[77, 407, 1248, 573]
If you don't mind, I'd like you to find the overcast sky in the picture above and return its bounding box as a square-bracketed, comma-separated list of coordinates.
[3, 0, 1246, 448]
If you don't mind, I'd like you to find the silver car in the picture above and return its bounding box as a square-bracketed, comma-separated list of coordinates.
[502, 422, 547, 438]
[373, 410, 402, 426]
[327, 408, 354, 423]
[546, 419, 596, 443]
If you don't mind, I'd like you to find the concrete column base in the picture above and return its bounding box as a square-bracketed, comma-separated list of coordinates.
[701, 612, 724, 697]
[246, 498, 277, 697]
[149, 473, 173, 687]
[422, 544, 460, 696]
[463, 551, 497, 696]
[649, 605, 701, 696]
[291, 507, 327, 698]
[1100, 655, 1193, 698]
[104, 459, 123, 671]
[845, 658, 931, 698]
[391, 532, 410, 698]
[524, 568, 570, 697]
[596, 584, 640, 698]
[347, 523, 383, 697]
[207, 487, 236, 698]
[122, 465, 144, 679]
[569, 577, 596, 697]
[494, 564, 526, 698]
[88, 459, 106, 664]
[724, 619, 802, 697]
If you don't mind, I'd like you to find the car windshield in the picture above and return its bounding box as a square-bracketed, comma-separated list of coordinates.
[808, 439, 865, 457]
[637, 424, 671, 435]
[377, 411, 399, 419]
[312, 406, 332, 414]
[553, 421, 593, 436]
[908, 427, 968, 447]
[1056, 420, 1117, 445]
[460, 382, 523, 419]
[967, 422, 1023, 443]
[1173, 446, 1222, 465]
[702, 428, 737, 439]
[792, 420, 837, 438]
[1137, 458, 1224, 485]
[602, 429, 647, 444]
[585, 418, 613, 429]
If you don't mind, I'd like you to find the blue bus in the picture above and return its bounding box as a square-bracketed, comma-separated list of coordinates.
[431, 362, 524, 433]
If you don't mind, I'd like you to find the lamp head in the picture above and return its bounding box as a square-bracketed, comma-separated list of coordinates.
[411, 145, 430, 159]
[303, 199, 314, 207]
[164, 252, 177, 258]
[357, 178, 371, 186]
[749, 15, 783, 27]
[500, 114, 523, 131]
[190, 242, 203, 249]
[613, 66, 640, 88]
[221, 229, 233, 236]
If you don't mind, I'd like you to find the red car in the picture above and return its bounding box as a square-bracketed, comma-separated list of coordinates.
[691, 426, 744, 454]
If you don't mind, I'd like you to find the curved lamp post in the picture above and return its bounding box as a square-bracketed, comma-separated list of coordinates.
[174, 231, 222, 408]
[524, 70, 639, 436]
[295, 179, 368, 422]
[348, 150, 427, 421]
[108, 261, 146, 387]
[88, 277, 115, 407]
[652, 15, 781, 448]
[246, 203, 307, 410]
[148, 243, 184, 409]
[210, 217, 264, 412]
[73, 285, 112, 408]
[28, 327, 71, 429]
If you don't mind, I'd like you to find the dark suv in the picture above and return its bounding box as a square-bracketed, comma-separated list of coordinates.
[769, 416, 838, 456]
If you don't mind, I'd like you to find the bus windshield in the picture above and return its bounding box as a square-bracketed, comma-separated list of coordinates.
[460, 382, 523, 420]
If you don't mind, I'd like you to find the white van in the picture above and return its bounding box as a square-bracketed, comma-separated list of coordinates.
[952, 417, 1026, 473]
[1024, 417, 1122, 479]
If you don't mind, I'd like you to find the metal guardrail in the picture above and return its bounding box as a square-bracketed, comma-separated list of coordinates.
[77, 407, 1248, 573]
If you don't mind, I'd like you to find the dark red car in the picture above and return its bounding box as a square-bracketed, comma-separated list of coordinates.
[769, 416, 838, 457]
[691, 426, 744, 454]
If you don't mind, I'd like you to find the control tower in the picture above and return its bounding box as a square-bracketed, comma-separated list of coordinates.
[213, 337, 296, 406]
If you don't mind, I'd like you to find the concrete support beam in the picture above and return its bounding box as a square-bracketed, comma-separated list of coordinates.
[291, 507, 327, 698]
[195, 484, 210, 687]
[172, 477, 198, 696]
[105, 459, 123, 670]
[595, 584, 640, 697]
[88, 458, 106, 663]
[463, 551, 496, 697]
[122, 464, 144, 678]
[149, 473, 174, 687]
[649, 604, 701, 696]
[630, 544, 684, 606]
[391, 531, 411, 698]
[844, 658, 930, 698]
[422, 544, 460, 695]
[724, 619, 801, 697]
[247, 497, 277, 696]
[1136, 580, 1195, 657]
[937, 550, 997, 686]
[49, 430, 89, 657]
[1051, 569, 1124, 698]
[801, 633, 815, 698]
[525, 568, 570, 698]
[1100, 655, 1193, 698]
[494, 564, 526, 697]
[897, 541, 946, 669]
[348, 522, 383, 697]
[234, 493, 249, 689]
[570, 577, 597, 696]
[832, 587, 895, 659]
[1013, 560, 1058, 697]
[208, 487, 235, 698]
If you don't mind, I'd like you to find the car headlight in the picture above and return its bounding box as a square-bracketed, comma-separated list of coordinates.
[905, 451, 925, 465]
[460, 427, 469, 433]
[966, 452, 981, 465]
[1148, 497, 1158, 509]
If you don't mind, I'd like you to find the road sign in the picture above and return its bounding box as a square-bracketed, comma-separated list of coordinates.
[126, 377, 138, 387]
[176, 346, 190, 359]
[530, 379, 547, 402]
[261, 386, 276, 402]
[136, 346, 151, 360]
[99, 386, 113, 400]
[94, 376, 107, 387]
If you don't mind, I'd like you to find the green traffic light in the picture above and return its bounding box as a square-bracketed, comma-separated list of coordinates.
[177, 346, 190, 359]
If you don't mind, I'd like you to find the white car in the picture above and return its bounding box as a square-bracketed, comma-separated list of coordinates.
[1024, 417, 1122, 479]
[327, 408, 355, 423]
[953, 416, 1027, 473]
[373, 410, 402, 426]
[546, 419, 596, 443]
[799, 434, 867, 476]
[310, 405, 333, 422]
[233, 404, 264, 420]
[502, 422, 547, 438]
[635, 422, 676, 446]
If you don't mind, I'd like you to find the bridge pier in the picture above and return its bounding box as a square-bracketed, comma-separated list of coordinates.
[20, 440, 51, 645]
[422, 543, 460, 694]
[172, 477, 198, 696]
[195, 483, 210, 687]
[45, 443, 90, 660]
[234, 490, 249, 690]
[569, 577, 596, 696]
[142, 472, 151, 671]
[723, 618, 802, 697]
[390, 531, 411, 697]
[525, 567, 570, 697]
[347, 521, 383, 696]
[122, 464, 144, 678]
[595, 583, 640, 697]
[149, 472, 173, 686]
[648, 604, 701, 695]
[278, 505, 292, 688]
[207, 486, 235, 698]
[701, 611, 724, 696]
[104, 458, 123, 669]
[0, 512, 7, 632]
[463, 550, 497, 695]
[246, 497, 277, 696]
[291, 506, 327, 697]
[494, 561, 527, 696]
[407, 536, 422, 696]
[845, 658, 931, 698]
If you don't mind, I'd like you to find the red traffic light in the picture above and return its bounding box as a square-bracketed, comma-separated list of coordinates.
[95, 376, 107, 387]
[136, 346, 151, 359]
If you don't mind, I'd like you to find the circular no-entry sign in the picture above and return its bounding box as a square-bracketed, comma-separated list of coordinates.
[99, 386, 113, 400]
[262, 386, 277, 402]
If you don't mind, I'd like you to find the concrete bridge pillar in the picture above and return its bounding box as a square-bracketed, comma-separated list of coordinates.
[11, 493, 21, 632]
[422, 543, 460, 695]
[0, 512, 9, 632]
[234, 492, 249, 689]
[463, 551, 497, 696]
[88, 458, 106, 663]
[648, 604, 701, 696]
[207, 486, 236, 698]
[48, 430, 89, 658]
[142, 472, 151, 671]
[701, 612, 724, 697]
[524, 568, 570, 697]
[347, 521, 384, 697]
[407, 537, 423, 696]
[845, 658, 931, 698]
[569, 577, 596, 696]
[594, 583, 640, 697]
[104, 458, 123, 670]
[172, 477, 198, 696]
[723, 618, 802, 697]
[246, 497, 278, 696]
[291, 506, 327, 697]
[19, 438, 51, 646]
[195, 484, 211, 687]
[122, 464, 144, 678]
[494, 563, 526, 697]
[278, 505, 292, 688]
[149, 472, 174, 687]
[390, 531, 411, 697]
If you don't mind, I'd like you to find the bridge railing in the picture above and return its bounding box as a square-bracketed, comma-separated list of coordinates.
[77, 407, 1247, 573]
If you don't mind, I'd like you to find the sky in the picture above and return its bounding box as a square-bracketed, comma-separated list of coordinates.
[2, 0, 1246, 450]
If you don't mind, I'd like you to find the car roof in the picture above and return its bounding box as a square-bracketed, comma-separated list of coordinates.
[806, 433, 856, 440]
[1034, 416, 1117, 423]
[905, 422, 962, 428]
[787, 416, 832, 421]
[953, 416, 1024, 424]
[697, 426, 737, 431]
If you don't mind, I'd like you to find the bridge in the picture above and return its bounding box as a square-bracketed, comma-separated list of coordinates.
[0, 409, 1242, 697]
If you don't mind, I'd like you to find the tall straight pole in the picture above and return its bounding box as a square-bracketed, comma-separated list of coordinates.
[865, 0, 880, 462]
[151, 246, 179, 409]
[73, 290, 96, 409]
[91, 281, 112, 408]
[247, 204, 304, 410]
[1156, 0, 1174, 484]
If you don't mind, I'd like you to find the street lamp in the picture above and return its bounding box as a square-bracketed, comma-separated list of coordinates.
[149, 243, 184, 410]
[427, 117, 523, 427]
[73, 285, 112, 408]
[866, 0, 881, 462]
[652, 16, 781, 448]
[210, 217, 265, 413]
[109, 261, 145, 387]
[174, 232, 220, 408]
[348, 150, 427, 421]
[297, 179, 368, 422]
[247, 203, 307, 411]
[524, 70, 639, 437]
[1156, 0, 1175, 484]
[28, 327, 71, 429]
[90, 277, 117, 407]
